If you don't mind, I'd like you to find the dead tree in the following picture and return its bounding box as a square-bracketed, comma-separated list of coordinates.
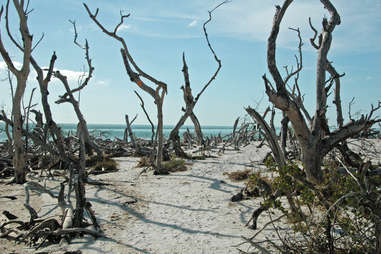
[247, 0, 380, 184]
[54, 21, 102, 159]
[84, 4, 168, 174]
[0, 1, 33, 183]
[123, 114, 137, 146]
[168, 1, 226, 157]
[31, 53, 71, 161]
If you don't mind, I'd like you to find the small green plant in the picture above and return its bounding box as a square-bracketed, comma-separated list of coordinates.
[249, 157, 381, 253]
[227, 169, 251, 182]
[89, 157, 117, 174]
[162, 159, 187, 172]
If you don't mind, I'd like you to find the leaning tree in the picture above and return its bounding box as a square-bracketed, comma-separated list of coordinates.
[246, 0, 380, 184]
[168, 1, 226, 158]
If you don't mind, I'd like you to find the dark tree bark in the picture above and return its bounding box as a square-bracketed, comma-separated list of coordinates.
[280, 112, 289, 156]
[30, 53, 72, 163]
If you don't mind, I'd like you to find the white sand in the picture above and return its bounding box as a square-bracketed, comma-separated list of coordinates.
[1, 143, 274, 253]
[2, 139, 379, 253]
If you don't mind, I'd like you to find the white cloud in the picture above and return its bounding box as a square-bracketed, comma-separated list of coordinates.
[210, 0, 381, 52]
[0, 62, 89, 85]
[92, 0, 381, 52]
[119, 24, 131, 31]
[0, 60, 23, 70]
[95, 80, 109, 86]
[46, 69, 88, 83]
[188, 20, 197, 27]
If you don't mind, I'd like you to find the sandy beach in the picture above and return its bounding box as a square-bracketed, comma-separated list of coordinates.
[1, 142, 280, 254]
[1, 138, 380, 253]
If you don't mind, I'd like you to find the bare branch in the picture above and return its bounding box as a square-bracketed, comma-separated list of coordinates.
[0, 5, 18, 73]
[246, 106, 285, 167]
[194, 1, 227, 103]
[84, 3, 167, 91]
[58, 21, 94, 98]
[322, 115, 381, 156]
[134, 90, 155, 142]
[326, 62, 345, 128]
[308, 17, 321, 49]
[267, 0, 293, 96]
[348, 97, 355, 121]
[31, 33, 44, 51]
[114, 10, 131, 35]
[283, 27, 303, 85]
[68, 20, 85, 49]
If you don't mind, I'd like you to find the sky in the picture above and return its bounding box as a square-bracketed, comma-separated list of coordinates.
[0, 0, 380, 127]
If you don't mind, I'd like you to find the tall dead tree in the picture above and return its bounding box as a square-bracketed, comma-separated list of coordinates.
[84, 4, 168, 174]
[0, 1, 33, 183]
[246, 0, 380, 184]
[54, 21, 102, 160]
[0, 0, 73, 166]
[168, 2, 226, 157]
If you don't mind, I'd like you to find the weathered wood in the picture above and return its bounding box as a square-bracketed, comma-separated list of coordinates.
[0, 2, 33, 183]
[124, 114, 137, 147]
[256, 0, 380, 184]
[54, 43, 102, 159]
[246, 107, 285, 168]
[84, 3, 168, 174]
[168, 3, 226, 154]
[135, 90, 155, 143]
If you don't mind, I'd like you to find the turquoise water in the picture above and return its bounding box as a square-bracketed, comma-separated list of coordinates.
[0, 123, 233, 141]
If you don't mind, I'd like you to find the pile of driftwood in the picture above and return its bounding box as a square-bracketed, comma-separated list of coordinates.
[1, 179, 102, 249]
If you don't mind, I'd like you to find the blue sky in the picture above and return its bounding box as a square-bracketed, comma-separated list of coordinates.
[0, 0, 380, 126]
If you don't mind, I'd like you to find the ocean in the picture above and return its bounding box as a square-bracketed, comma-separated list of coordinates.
[0, 123, 233, 142]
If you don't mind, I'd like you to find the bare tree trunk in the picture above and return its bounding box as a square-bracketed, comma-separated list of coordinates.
[155, 89, 166, 173]
[280, 112, 289, 156]
[0, 2, 33, 183]
[169, 114, 189, 157]
[73, 125, 86, 227]
[250, 0, 380, 184]
[301, 144, 323, 182]
[125, 114, 136, 147]
[190, 112, 203, 145]
[85, 4, 170, 172]
[54, 35, 102, 159]
[246, 107, 285, 167]
[30, 55, 70, 161]
[12, 96, 26, 183]
[167, 1, 226, 153]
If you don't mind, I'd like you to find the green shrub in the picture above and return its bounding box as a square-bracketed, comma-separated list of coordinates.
[162, 159, 187, 172]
